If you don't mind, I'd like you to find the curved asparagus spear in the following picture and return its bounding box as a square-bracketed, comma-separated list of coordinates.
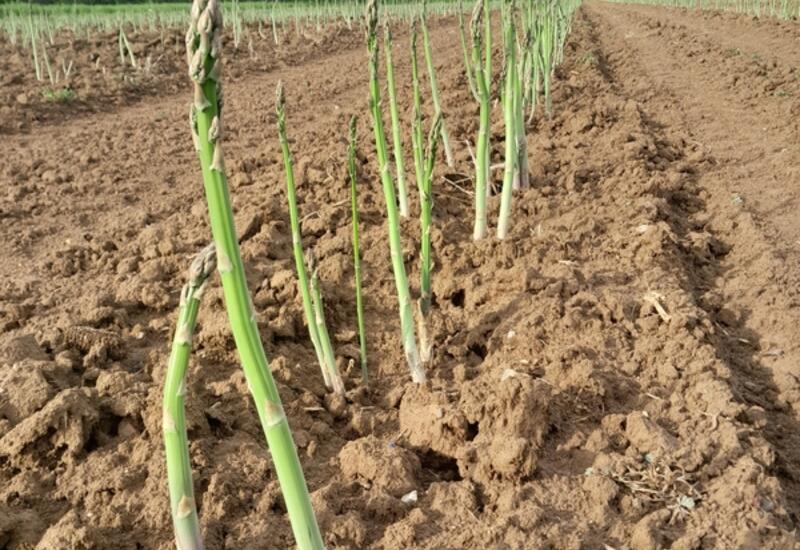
[163, 245, 215, 550]
[185, 2, 323, 547]
[276, 82, 343, 393]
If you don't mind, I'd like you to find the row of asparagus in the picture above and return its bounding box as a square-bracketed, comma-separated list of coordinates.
[163, 0, 579, 548]
[368, 0, 580, 385]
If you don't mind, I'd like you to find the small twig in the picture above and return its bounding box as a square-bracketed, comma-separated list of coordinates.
[441, 175, 474, 197]
[643, 291, 671, 323]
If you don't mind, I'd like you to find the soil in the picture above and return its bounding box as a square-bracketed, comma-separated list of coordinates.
[1, 3, 800, 549]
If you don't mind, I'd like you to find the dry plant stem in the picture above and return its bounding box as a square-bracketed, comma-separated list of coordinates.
[348, 116, 368, 384]
[384, 24, 410, 218]
[275, 82, 331, 390]
[420, 3, 454, 167]
[366, 0, 425, 384]
[163, 245, 215, 550]
[497, 0, 517, 240]
[471, 0, 491, 240]
[308, 251, 345, 394]
[186, 1, 323, 547]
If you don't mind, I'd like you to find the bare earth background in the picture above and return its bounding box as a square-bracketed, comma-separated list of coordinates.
[1, 2, 799, 548]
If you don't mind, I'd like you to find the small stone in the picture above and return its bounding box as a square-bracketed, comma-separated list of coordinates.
[16, 93, 28, 105]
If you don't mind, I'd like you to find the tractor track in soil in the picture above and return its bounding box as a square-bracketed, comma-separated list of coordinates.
[585, 0, 800, 514]
[0, 5, 798, 549]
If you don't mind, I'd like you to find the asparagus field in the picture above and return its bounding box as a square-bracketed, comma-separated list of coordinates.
[1, 0, 800, 548]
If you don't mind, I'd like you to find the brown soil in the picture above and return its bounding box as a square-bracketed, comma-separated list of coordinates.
[2, 3, 800, 549]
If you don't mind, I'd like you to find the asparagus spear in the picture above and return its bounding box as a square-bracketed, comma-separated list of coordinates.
[365, 0, 425, 384]
[163, 245, 215, 550]
[348, 117, 368, 384]
[185, 2, 323, 547]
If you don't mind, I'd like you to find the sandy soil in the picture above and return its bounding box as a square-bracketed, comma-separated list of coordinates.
[1, 3, 799, 549]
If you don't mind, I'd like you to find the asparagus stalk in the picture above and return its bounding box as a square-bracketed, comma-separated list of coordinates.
[119, 26, 137, 68]
[410, 20, 424, 195]
[415, 117, 442, 365]
[348, 117, 368, 384]
[419, 113, 442, 316]
[410, 19, 424, 203]
[529, 27, 542, 121]
[497, 0, 517, 240]
[383, 23, 410, 218]
[307, 251, 344, 395]
[163, 245, 215, 550]
[28, 13, 42, 82]
[471, 0, 491, 240]
[366, 0, 425, 384]
[457, 0, 479, 102]
[275, 81, 332, 391]
[513, 6, 530, 191]
[410, 21, 441, 361]
[186, 2, 323, 548]
[483, 0, 492, 96]
[41, 42, 55, 86]
[118, 26, 126, 66]
[420, 0, 454, 167]
[541, 4, 554, 117]
[514, 78, 529, 191]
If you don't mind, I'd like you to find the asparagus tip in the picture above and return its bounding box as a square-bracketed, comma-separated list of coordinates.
[275, 80, 286, 116]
